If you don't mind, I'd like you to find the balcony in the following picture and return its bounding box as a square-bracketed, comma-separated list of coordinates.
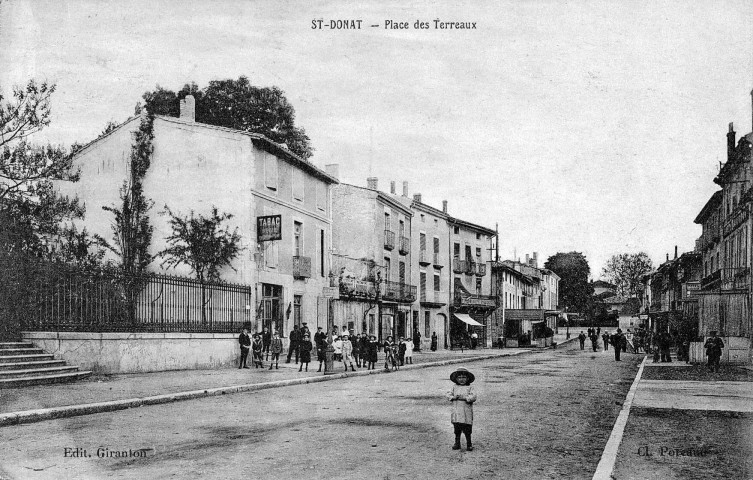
[399, 236, 410, 255]
[723, 207, 749, 237]
[475, 263, 487, 276]
[292, 256, 311, 278]
[419, 251, 431, 266]
[722, 267, 750, 291]
[453, 291, 498, 309]
[384, 230, 395, 250]
[381, 280, 417, 303]
[331, 275, 377, 299]
[465, 261, 476, 275]
[453, 258, 467, 274]
[700, 270, 721, 291]
[433, 253, 443, 268]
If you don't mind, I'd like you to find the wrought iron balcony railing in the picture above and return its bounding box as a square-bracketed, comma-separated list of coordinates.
[465, 261, 476, 275]
[453, 258, 466, 274]
[381, 280, 417, 303]
[399, 236, 410, 255]
[292, 256, 311, 278]
[384, 230, 395, 250]
[330, 275, 377, 298]
[475, 263, 487, 276]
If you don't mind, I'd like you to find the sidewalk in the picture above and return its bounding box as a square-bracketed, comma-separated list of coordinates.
[0, 346, 542, 426]
[595, 357, 753, 479]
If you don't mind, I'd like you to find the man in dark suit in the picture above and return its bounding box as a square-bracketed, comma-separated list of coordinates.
[238, 328, 251, 369]
[286, 325, 301, 364]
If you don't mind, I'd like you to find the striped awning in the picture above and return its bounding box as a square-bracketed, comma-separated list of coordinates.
[453, 313, 485, 327]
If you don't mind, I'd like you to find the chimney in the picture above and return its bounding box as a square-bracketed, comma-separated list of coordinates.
[442, 200, 447, 213]
[180, 95, 195, 122]
[728, 122, 736, 162]
[666, 253, 669, 262]
[325, 164, 339, 180]
[367, 177, 378, 190]
[390, 181, 396, 194]
[402, 181, 408, 197]
[413, 193, 422, 203]
[533, 252, 538, 267]
[675, 245, 678, 259]
[525, 254, 529, 264]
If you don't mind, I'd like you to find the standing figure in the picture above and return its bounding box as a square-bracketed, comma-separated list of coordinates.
[238, 328, 251, 369]
[413, 329, 422, 352]
[269, 331, 283, 370]
[359, 333, 370, 368]
[367, 334, 379, 370]
[397, 337, 407, 366]
[602, 331, 610, 351]
[447, 367, 477, 452]
[659, 331, 672, 362]
[383, 336, 396, 371]
[262, 327, 271, 361]
[470, 331, 479, 350]
[314, 327, 327, 373]
[611, 329, 624, 361]
[431, 332, 438, 352]
[590, 332, 598, 352]
[578, 331, 587, 350]
[286, 325, 301, 364]
[704, 331, 724, 373]
[333, 336, 343, 362]
[298, 333, 313, 372]
[251, 333, 264, 368]
[352, 333, 361, 368]
[625, 330, 635, 353]
[341, 334, 356, 372]
[404, 338, 414, 364]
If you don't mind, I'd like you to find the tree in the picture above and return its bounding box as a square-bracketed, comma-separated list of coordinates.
[601, 252, 653, 297]
[142, 76, 314, 159]
[544, 252, 594, 316]
[159, 206, 243, 324]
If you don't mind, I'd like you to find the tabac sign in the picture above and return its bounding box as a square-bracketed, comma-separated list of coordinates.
[257, 215, 282, 242]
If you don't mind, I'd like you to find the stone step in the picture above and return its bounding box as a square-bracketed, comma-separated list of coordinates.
[0, 348, 45, 356]
[0, 354, 55, 364]
[0, 365, 79, 378]
[0, 371, 92, 388]
[0, 360, 67, 371]
[0, 342, 34, 349]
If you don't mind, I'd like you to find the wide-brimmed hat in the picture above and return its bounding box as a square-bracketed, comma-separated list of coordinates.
[450, 367, 475, 385]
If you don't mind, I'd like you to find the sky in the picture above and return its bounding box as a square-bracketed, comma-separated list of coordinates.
[1, 0, 752, 278]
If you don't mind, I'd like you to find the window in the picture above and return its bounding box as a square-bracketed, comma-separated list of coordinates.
[476, 247, 482, 262]
[453, 243, 460, 258]
[264, 154, 278, 190]
[320, 229, 325, 277]
[465, 245, 472, 261]
[399, 261, 406, 284]
[420, 233, 426, 252]
[293, 170, 304, 201]
[294, 221, 302, 257]
[421, 214, 425, 222]
[420, 272, 427, 300]
[476, 278, 482, 294]
[294, 295, 302, 327]
[434, 273, 440, 292]
[433, 237, 440, 254]
[425, 311, 430, 337]
[453, 226, 459, 235]
[316, 182, 326, 211]
[384, 257, 391, 280]
[399, 220, 405, 238]
[476, 233, 481, 240]
[385, 212, 391, 231]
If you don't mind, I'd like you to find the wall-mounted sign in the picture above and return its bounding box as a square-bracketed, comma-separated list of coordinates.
[257, 215, 282, 242]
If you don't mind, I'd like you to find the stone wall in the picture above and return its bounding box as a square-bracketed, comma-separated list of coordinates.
[22, 332, 240, 374]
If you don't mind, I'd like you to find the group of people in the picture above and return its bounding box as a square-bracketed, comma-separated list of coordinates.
[239, 324, 441, 373]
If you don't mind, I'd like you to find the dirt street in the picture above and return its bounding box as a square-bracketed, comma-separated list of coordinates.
[0, 343, 642, 480]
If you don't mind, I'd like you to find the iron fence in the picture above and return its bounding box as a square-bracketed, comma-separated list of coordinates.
[17, 264, 253, 333]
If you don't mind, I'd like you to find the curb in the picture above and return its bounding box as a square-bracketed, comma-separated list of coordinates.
[0, 350, 531, 427]
[592, 355, 647, 480]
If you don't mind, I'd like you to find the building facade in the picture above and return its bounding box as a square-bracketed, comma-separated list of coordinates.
[58, 97, 337, 343]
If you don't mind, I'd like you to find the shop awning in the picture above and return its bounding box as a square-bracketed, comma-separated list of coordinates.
[453, 313, 485, 327]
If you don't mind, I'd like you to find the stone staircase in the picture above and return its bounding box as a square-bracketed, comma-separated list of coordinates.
[0, 342, 92, 388]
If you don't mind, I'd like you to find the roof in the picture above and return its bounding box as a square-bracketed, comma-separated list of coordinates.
[72, 114, 339, 184]
[592, 280, 616, 289]
[336, 183, 413, 216]
[447, 216, 496, 236]
[411, 199, 448, 219]
[693, 190, 723, 224]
